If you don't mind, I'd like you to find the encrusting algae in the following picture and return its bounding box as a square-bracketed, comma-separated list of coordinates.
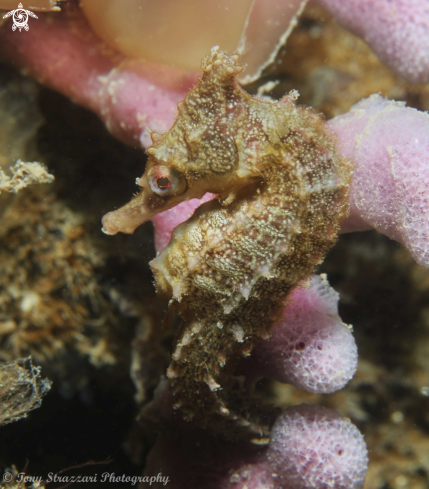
[103, 47, 352, 438]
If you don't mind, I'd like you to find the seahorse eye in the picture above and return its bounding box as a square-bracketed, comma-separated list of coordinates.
[148, 165, 186, 197]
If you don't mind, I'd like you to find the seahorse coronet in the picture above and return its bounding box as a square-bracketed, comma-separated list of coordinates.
[102, 47, 352, 439]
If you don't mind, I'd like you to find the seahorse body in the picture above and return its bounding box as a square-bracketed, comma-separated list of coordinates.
[102, 47, 352, 439]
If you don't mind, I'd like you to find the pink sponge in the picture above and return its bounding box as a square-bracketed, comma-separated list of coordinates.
[145, 404, 368, 488]
[152, 193, 216, 252]
[251, 275, 357, 393]
[318, 0, 429, 83]
[268, 404, 368, 489]
[330, 94, 429, 267]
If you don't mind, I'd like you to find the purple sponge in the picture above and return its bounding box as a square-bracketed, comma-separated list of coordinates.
[250, 274, 357, 393]
[318, 0, 429, 83]
[331, 95, 429, 268]
[268, 404, 368, 489]
[144, 403, 368, 489]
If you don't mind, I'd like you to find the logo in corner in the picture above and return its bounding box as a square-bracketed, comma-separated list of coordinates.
[2, 3, 38, 32]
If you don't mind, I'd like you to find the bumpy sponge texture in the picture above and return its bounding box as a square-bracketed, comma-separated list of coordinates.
[319, 0, 429, 83]
[253, 275, 357, 393]
[330, 95, 429, 267]
[268, 404, 368, 489]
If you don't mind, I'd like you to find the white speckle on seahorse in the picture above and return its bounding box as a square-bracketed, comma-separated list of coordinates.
[233, 325, 245, 343]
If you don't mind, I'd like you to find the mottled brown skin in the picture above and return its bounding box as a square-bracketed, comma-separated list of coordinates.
[102, 47, 352, 439]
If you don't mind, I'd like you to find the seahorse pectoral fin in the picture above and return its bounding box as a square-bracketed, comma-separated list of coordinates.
[219, 191, 237, 206]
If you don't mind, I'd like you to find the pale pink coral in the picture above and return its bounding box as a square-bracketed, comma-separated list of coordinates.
[152, 193, 216, 252]
[268, 404, 368, 489]
[145, 404, 368, 489]
[331, 95, 429, 268]
[317, 0, 429, 83]
[0, 11, 197, 146]
[250, 275, 357, 394]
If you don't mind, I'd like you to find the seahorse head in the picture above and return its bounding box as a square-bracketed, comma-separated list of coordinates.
[102, 47, 263, 235]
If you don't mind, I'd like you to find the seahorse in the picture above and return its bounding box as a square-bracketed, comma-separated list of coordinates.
[102, 47, 352, 439]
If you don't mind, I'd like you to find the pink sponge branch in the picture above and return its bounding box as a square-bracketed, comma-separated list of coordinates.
[145, 404, 368, 489]
[249, 274, 357, 394]
[316, 0, 429, 84]
[331, 95, 429, 268]
[152, 193, 217, 252]
[0, 10, 197, 146]
[268, 404, 368, 489]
